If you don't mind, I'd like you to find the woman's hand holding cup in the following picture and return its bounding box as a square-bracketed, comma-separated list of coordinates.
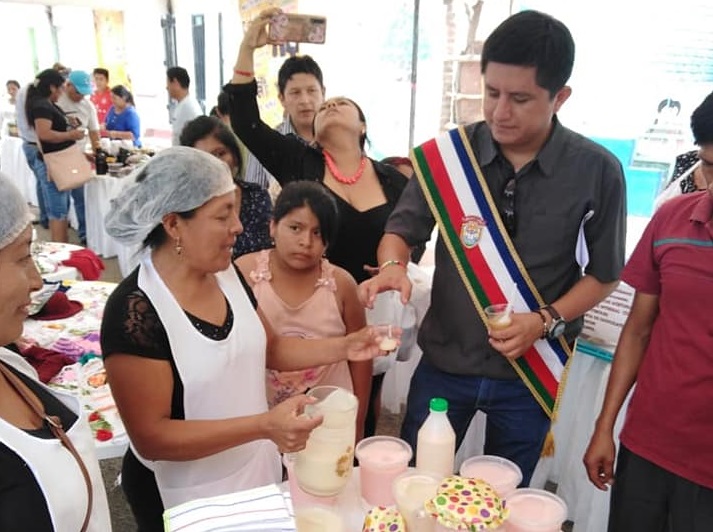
[264, 394, 323, 454]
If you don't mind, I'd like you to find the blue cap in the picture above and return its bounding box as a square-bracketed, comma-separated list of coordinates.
[67, 70, 92, 95]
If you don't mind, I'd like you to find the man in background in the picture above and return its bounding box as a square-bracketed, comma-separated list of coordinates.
[166, 66, 203, 145]
[57, 70, 101, 246]
[90, 68, 112, 127]
[5, 80, 20, 106]
[243, 55, 325, 190]
[1, 80, 20, 136]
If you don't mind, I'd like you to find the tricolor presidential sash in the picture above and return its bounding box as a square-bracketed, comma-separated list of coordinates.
[411, 127, 572, 418]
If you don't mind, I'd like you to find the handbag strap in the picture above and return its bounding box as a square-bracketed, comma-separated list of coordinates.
[0, 363, 93, 532]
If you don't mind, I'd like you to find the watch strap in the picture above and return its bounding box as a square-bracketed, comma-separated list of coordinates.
[542, 305, 562, 321]
[534, 310, 548, 340]
[542, 305, 566, 339]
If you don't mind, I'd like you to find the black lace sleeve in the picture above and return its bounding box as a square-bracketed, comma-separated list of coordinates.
[100, 269, 171, 361]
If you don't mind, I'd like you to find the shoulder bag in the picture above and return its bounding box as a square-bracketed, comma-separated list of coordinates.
[41, 141, 93, 191]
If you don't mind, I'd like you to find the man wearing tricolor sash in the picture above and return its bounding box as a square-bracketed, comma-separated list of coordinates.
[360, 11, 626, 486]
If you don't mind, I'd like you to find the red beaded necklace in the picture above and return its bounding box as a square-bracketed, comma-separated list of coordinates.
[323, 150, 367, 185]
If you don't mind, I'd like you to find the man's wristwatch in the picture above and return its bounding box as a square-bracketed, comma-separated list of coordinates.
[542, 305, 566, 339]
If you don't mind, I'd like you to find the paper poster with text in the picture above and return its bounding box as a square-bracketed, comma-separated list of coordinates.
[578, 282, 635, 362]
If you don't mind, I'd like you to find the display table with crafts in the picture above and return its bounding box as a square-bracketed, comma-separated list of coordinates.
[19, 280, 127, 460]
[32, 239, 105, 284]
[32, 240, 82, 282]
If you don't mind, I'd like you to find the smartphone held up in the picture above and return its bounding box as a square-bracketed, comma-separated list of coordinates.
[268, 12, 327, 44]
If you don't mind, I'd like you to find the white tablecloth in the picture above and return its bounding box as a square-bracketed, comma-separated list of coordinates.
[0, 135, 38, 205]
[85, 175, 131, 258]
[531, 354, 632, 532]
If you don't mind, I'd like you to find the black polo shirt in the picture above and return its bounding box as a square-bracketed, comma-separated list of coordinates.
[386, 118, 626, 379]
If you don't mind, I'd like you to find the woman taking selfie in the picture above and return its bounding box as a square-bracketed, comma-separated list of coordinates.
[0, 173, 111, 531]
[225, 9, 408, 284]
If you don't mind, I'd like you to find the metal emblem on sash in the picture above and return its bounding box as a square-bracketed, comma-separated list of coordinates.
[460, 216, 485, 248]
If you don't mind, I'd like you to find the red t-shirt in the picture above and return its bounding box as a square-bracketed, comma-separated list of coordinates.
[619, 191, 713, 488]
[90, 89, 112, 126]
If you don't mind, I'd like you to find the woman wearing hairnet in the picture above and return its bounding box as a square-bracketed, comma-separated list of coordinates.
[101, 147, 394, 530]
[0, 174, 112, 531]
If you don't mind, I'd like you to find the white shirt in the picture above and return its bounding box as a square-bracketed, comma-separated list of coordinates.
[56, 93, 100, 146]
[0, 95, 16, 133]
[14, 85, 37, 143]
[171, 94, 203, 146]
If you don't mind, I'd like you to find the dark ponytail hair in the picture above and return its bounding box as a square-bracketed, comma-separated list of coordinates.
[25, 69, 65, 126]
[111, 85, 135, 107]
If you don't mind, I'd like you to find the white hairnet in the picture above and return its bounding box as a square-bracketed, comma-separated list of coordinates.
[0, 173, 34, 250]
[104, 147, 236, 245]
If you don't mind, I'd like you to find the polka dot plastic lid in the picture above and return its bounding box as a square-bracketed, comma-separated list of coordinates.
[424, 476, 508, 530]
[362, 505, 406, 532]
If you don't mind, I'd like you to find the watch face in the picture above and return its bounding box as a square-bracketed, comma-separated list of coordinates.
[550, 320, 566, 338]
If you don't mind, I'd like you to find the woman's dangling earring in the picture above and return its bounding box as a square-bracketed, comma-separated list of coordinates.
[175, 237, 183, 256]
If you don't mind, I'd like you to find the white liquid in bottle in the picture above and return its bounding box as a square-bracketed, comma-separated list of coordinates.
[415, 397, 456, 479]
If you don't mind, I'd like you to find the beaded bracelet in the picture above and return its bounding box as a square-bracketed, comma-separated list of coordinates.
[379, 259, 406, 272]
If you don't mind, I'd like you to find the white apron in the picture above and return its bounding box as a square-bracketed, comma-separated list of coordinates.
[135, 254, 280, 509]
[0, 348, 112, 532]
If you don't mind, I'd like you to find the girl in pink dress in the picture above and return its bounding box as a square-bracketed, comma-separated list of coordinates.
[236, 181, 371, 440]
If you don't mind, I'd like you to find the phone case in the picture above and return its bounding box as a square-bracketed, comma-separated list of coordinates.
[269, 13, 327, 44]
